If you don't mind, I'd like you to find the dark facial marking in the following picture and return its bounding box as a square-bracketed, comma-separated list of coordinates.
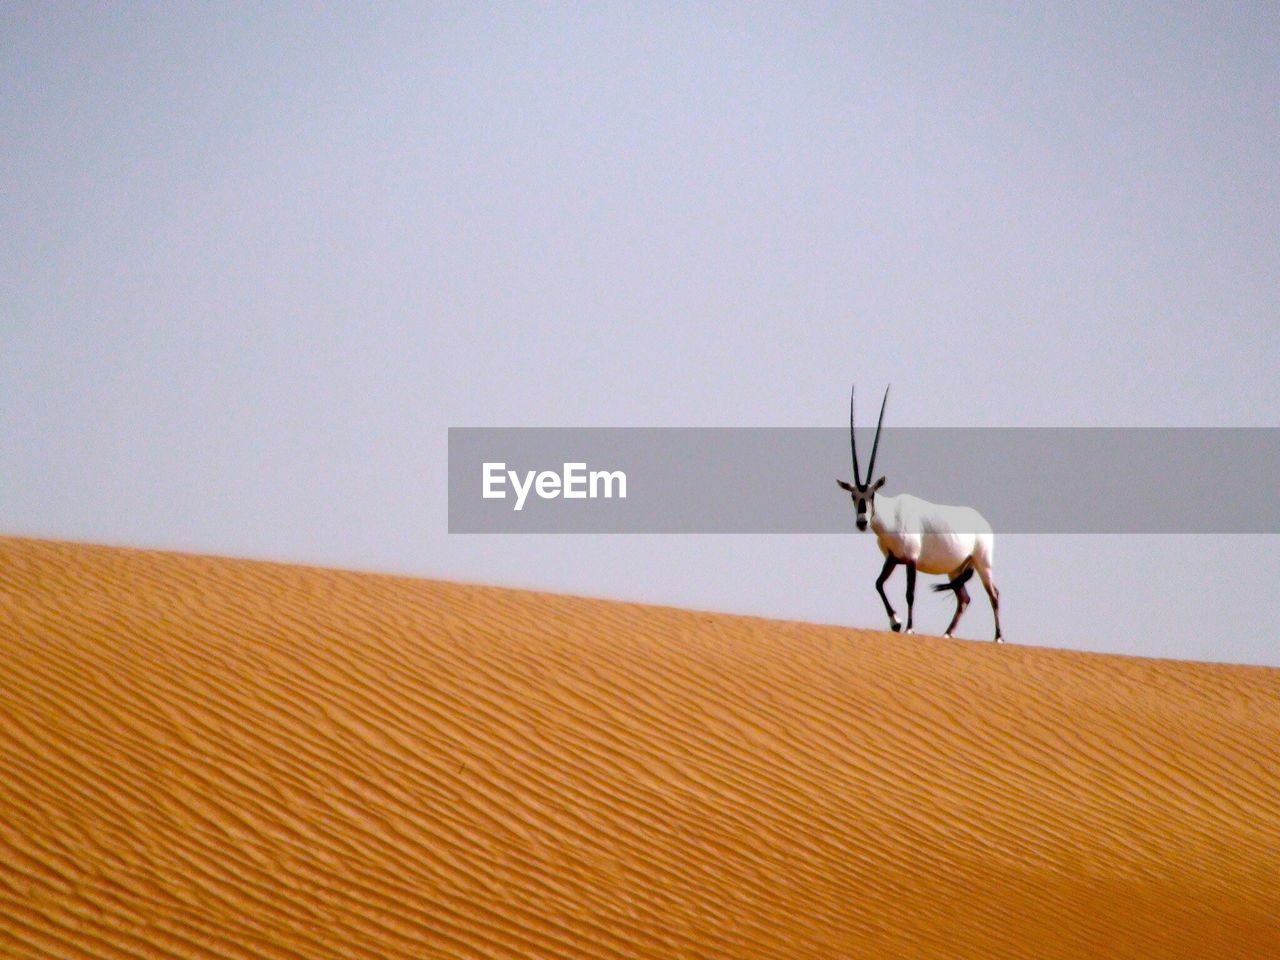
[854, 489, 870, 529]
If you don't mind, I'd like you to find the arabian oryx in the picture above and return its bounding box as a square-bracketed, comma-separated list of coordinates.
[837, 385, 1003, 642]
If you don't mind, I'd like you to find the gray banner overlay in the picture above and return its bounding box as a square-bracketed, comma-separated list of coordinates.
[448, 428, 1279, 533]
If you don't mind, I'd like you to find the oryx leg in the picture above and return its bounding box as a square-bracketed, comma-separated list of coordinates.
[904, 561, 916, 634]
[875, 555, 901, 632]
[943, 582, 970, 638]
[978, 567, 1002, 643]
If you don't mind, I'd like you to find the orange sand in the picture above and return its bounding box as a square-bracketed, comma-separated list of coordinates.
[1, 536, 1278, 958]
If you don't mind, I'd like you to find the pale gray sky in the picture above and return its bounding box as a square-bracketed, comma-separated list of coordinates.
[4, 4, 1278, 664]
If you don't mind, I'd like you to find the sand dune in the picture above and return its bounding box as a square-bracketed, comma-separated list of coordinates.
[1, 537, 1278, 958]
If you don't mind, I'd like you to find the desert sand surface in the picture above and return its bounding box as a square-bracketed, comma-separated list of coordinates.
[1, 536, 1278, 959]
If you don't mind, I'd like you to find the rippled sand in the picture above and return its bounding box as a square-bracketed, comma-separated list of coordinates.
[2, 536, 1278, 958]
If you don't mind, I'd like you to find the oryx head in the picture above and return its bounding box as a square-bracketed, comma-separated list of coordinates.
[836, 384, 888, 531]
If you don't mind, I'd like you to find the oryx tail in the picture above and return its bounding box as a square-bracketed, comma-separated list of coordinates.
[931, 561, 975, 594]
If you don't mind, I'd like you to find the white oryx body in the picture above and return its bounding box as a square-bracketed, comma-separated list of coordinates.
[868, 493, 994, 578]
[838, 385, 1003, 642]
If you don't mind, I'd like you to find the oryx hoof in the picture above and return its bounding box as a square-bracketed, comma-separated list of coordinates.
[994, 636, 1004, 644]
[943, 632, 953, 639]
[890, 622, 902, 633]
[905, 628, 914, 635]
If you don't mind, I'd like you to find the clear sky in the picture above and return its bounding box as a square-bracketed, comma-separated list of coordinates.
[4, 4, 1278, 664]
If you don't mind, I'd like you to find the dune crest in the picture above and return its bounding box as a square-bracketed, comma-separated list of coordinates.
[2, 536, 1278, 958]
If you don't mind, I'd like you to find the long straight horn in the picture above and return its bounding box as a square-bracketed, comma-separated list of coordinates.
[866, 384, 890, 480]
[849, 384, 862, 487]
